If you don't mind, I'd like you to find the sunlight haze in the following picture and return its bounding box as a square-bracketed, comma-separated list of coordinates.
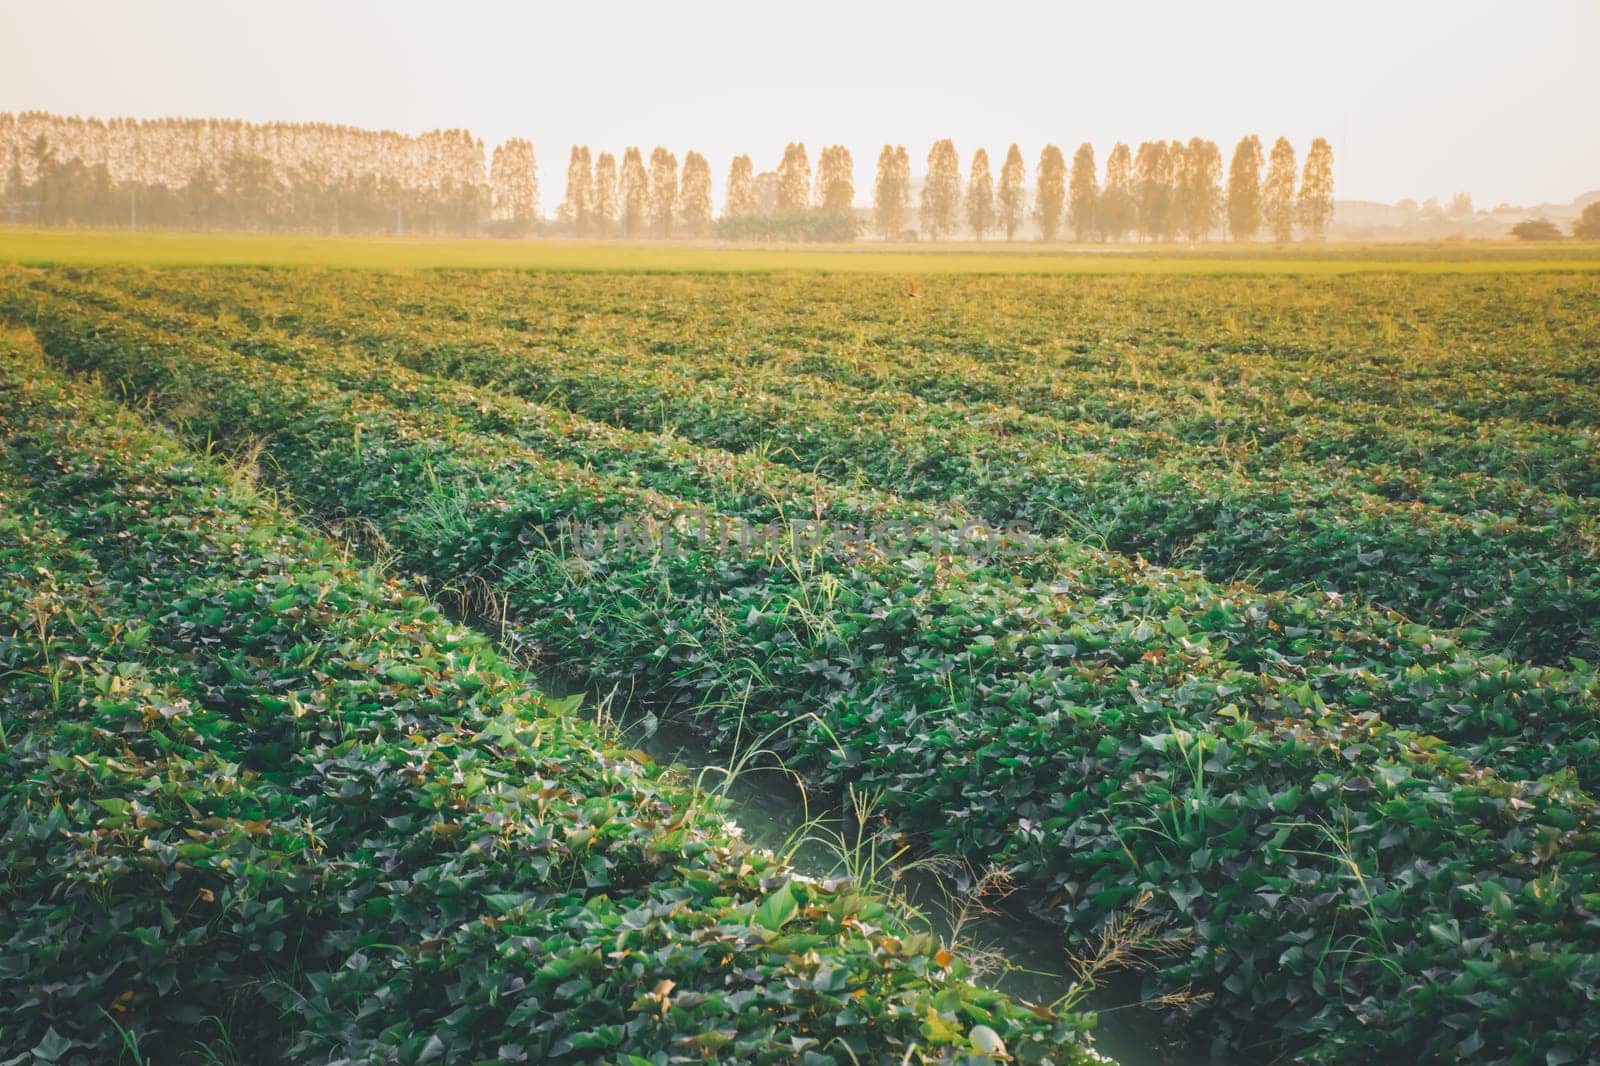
[4, 4, 1600, 1065]
[2, 0, 1595, 211]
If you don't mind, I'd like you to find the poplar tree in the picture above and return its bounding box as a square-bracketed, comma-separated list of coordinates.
[1067, 142, 1098, 240]
[577, 146, 594, 235]
[1134, 141, 1171, 241]
[619, 147, 648, 238]
[1176, 137, 1222, 242]
[489, 137, 538, 233]
[966, 148, 995, 241]
[872, 146, 897, 237]
[562, 145, 593, 235]
[1298, 137, 1334, 240]
[1262, 136, 1297, 242]
[679, 150, 712, 237]
[648, 147, 678, 237]
[873, 144, 910, 239]
[1165, 140, 1187, 240]
[997, 144, 1026, 241]
[1035, 144, 1066, 242]
[725, 154, 756, 216]
[592, 152, 618, 237]
[920, 138, 961, 240]
[894, 146, 911, 224]
[814, 145, 854, 214]
[1226, 135, 1263, 241]
[753, 171, 780, 214]
[1099, 142, 1134, 241]
[777, 142, 810, 213]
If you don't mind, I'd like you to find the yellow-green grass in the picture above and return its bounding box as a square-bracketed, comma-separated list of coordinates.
[5, 226, 1600, 274]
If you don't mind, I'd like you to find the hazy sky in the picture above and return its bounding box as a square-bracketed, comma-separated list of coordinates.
[3, 0, 1596, 211]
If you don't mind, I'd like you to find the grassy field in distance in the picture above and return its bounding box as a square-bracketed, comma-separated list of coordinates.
[5, 225, 1600, 273]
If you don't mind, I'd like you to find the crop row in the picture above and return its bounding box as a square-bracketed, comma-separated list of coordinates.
[60, 268, 1599, 664]
[164, 267, 1600, 489]
[0, 336, 1113, 1056]
[18, 288, 1600, 792]
[33, 279, 1600, 786]
[26, 274, 970, 538]
[158, 267, 1600, 437]
[0, 342, 1094, 1064]
[12, 297, 1600, 1062]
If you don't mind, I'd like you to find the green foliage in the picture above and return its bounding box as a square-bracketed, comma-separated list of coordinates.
[0, 345, 1100, 1063]
[70, 266, 1596, 665]
[6, 265, 1600, 1064]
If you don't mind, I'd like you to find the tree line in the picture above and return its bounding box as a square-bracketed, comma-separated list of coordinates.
[558, 136, 1332, 242]
[880, 136, 1334, 242]
[0, 111, 533, 235]
[557, 142, 859, 241]
[3, 112, 1334, 241]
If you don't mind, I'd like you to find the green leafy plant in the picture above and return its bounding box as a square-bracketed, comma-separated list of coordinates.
[5, 263, 1600, 1065]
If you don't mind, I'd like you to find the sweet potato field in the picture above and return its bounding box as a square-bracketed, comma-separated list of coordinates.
[2, 262, 1598, 1065]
